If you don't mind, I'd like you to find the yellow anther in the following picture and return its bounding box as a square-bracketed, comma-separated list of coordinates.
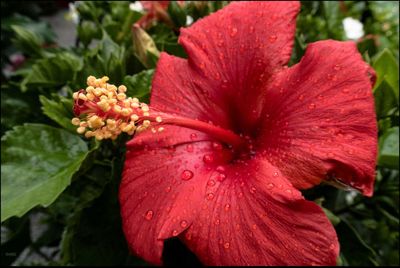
[118, 85, 127, 93]
[151, 128, 157, 133]
[114, 105, 122, 113]
[107, 119, 116, 125]
[79, 121, 88, 127]
[95, 132, 104, 140]
[122, 124, 133, 132]
[141, 104, 149, 112]
[93, 88, 102, 96]
[101, 76, 109, 83]
[100, 95, 108, 101]
[117, 93, 126, 101]
[87, 93, 95, 101]
[158, 127, 165, 132]
[108, 99, 117, 104]
[73, 92, 79, 99]
[109, 85, 117, 91]
[77, 126, 86, 134]
[131, 114, 139, 121]
[143, 112, 150, 116]
[86, 86, 94, 93]
[87, 76, 96, 86]
[88, 116, 103, 129]
[143, 120, 151, 127]
[131, 102, 139, 108]
[121, 108, 131, 116]
[71, 117, 81, 126]
[85, 131, 94, 138]
[78, 93, 87, 101]
[156, 116, 162, 123]
[107, 92, 114, 99]
[132, 97, 139, 103]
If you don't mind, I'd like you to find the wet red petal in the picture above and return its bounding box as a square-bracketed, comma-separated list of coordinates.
[120, 126, 233, 264]
[257, 40, 377, 196]
[151, 2, 300, 133]
[180, 158, 339, 265]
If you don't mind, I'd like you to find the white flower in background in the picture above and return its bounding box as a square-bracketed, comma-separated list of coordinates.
[130, 1, 144, 12]
[186, 15, 194, 26]
[345, 191, 358, 204]
[68, 2, 80, 24]
[343, 17, 364, 40]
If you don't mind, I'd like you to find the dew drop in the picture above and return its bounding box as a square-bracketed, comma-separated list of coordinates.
[329, 243, 335, 250]
[216, 165, 225, 172]
[207, 179, 216, 186]
[268, 35, 277, 43]
[165, 186, 171, 193]
[249, 26, 255, 33]
[217, 173, 226, 182]
[333, 64, 341, 71]
[206, 193, 215, 200]
[224, 242, 230, 249]
[252, 224, 257, 230]
[190, 133, 197, 140]
[308, 103, 316, 110]
[224, 204, 231, 211]
[285, 189, 293, 194]
[250, 187, 257, 194]
[214, 219, 220, 225]
[180, 220, 188, 228]
[203, 154, 214, 164]
[172, 230, 179, 236]
[230, 27, 238, 37]
[145, 210, 153, 220]
[212, 142, 223, 151]
[186, 144, 194, 152]
[266, 183, 275, 189]
[181, 170, 194, 181]
[273, 172, 279, 177]
[238, 192, 244, 198]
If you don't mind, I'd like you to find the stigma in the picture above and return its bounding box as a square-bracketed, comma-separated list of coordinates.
[71, 75, 163, 140]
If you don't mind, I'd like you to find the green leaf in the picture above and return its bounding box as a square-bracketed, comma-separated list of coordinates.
[123, 69, 154, 103]
[11, 25, 43, 57]
[322, 207, 341, 226]
[378, 127, 399, 169]
[77, 21, 101, 47]
[20, 52, 83, 92]
[168, 1, 187, 28]
[1, 124, 89, 222]
[39, 95, 76, 132]
[336, 218, 377, 266]
[374, 78, 398, 119]
[373, 49, 399, 101]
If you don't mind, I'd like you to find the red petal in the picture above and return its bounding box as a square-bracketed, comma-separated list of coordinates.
[151, 2, 300, 132]
[180, 158, 339, 266]
[120, 126, 233, 264]
[257, 40, 377, 196]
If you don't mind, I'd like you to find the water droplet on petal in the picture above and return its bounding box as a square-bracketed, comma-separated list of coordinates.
[186, 144, 194, 152]
[206, 193, 214, 200]
[266, 183, 275, 189]
[268, 35, 277, 43]
[207, 179, 216, 186]
[249, 26, 255, 33]
[145, 210, 153, 220]
[273, 172, 279, 177]
[250, 187, 257, 194]
[224, 204, 231, 211]
[181, 170, 194, 181]
[165, 186, 171, 193]
[333, 64, 341, 71]
[203, 154, 214, 164]
[217, 173, 226, 182]
[190, 133, 197, 140]
[212, 142, 223, 151]
[172, 230, 179, 236]
[214, 219, 220, 225]
[224, 242, 230, 249]
[230, 27, 238, 37]
[180, 220, 188, 228]
[216, 166, 225, 172]
[308, 103, 316, 110]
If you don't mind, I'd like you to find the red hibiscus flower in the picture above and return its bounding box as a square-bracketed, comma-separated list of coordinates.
[74, 1, 377, 266]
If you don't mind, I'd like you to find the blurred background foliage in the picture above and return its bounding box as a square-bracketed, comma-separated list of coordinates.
[1, 1, 398, 266]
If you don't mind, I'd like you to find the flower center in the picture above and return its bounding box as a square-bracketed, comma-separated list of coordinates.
[71, 76, 246, 149]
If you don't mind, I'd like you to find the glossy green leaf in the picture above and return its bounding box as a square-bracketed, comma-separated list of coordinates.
[322, 207, 341, 226]
[123, 69, 154, 103]
[39, 95, 75, 132]
[336, 218, 377, 266]
[374, 79, 398, 118]
[1, 124, 89, 222]
[20, 52, 83, 92]
[77, 21, 101, 47]
[373, 48, 399, 101]
[11, 25, 43, 57]
[378, 127, 399, 169]
[168, 1, 187, 28]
